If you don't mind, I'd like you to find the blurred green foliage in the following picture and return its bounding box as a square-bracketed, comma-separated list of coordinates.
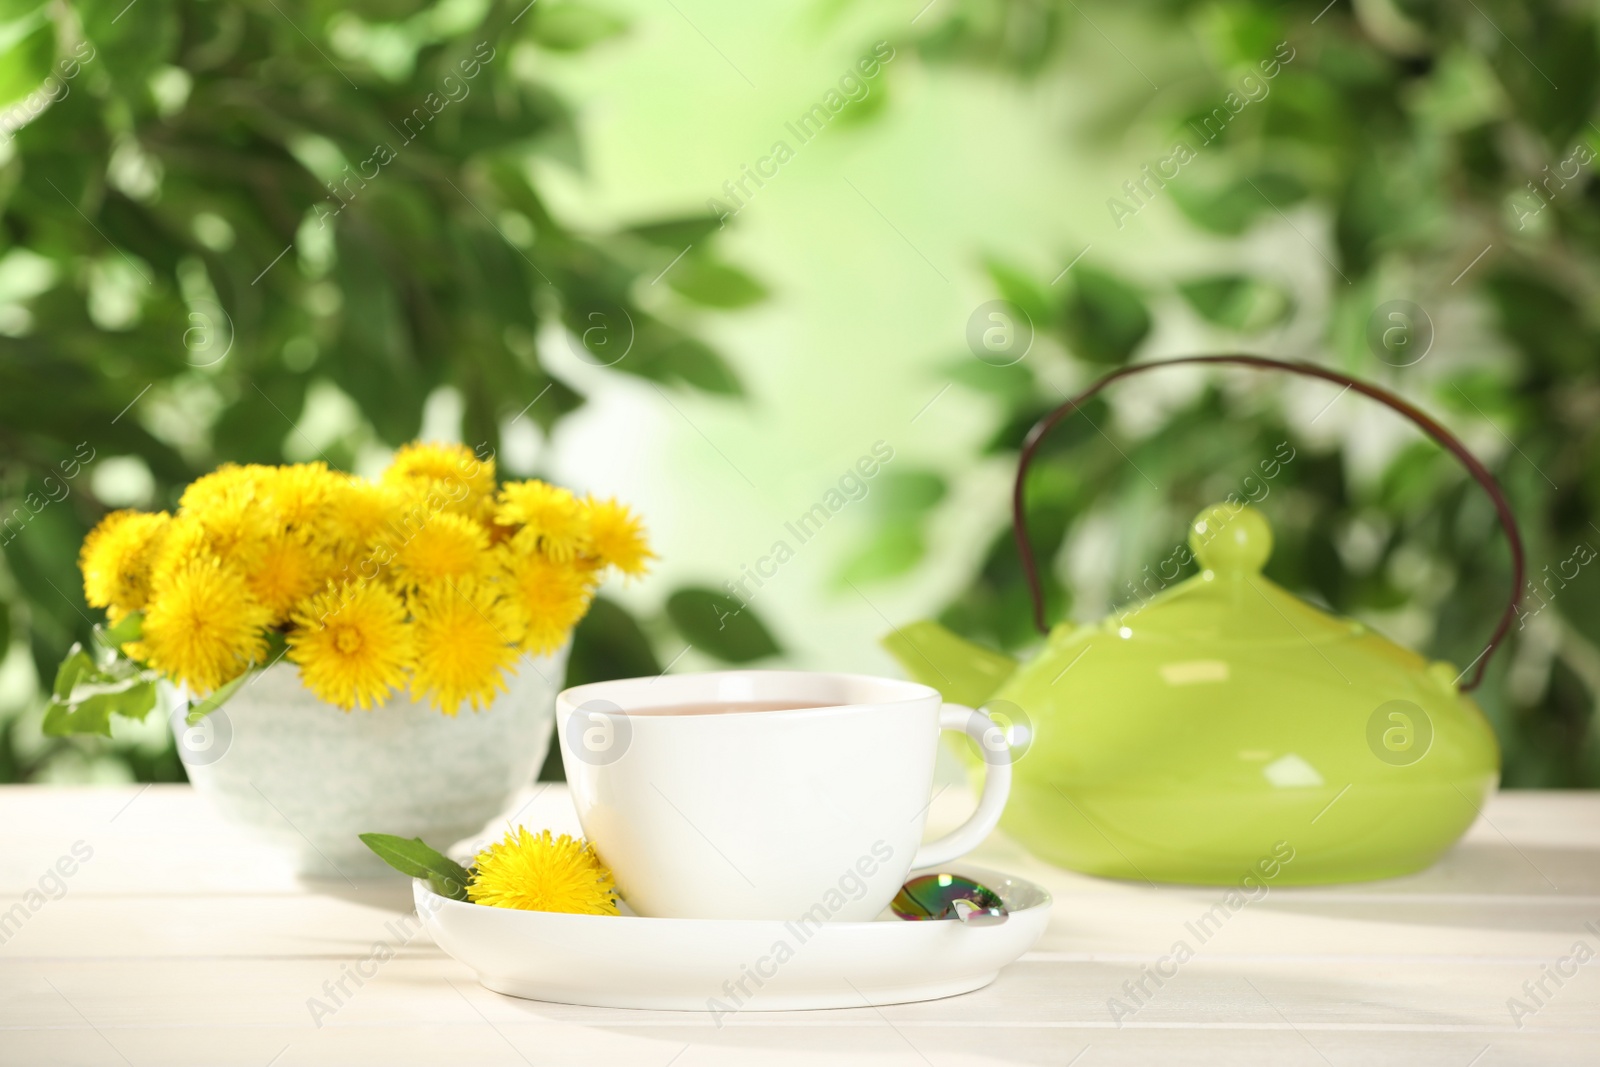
[0, 0, 778, 782]
[4, 0, 1597, 794]
[844, 0, 1600, 786]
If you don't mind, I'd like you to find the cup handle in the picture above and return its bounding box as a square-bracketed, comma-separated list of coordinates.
[911, 703, 1013, 870]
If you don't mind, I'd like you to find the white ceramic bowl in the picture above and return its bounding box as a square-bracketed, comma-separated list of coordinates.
[169, 646, 568, 877]
[415, 863, 1051, 1011]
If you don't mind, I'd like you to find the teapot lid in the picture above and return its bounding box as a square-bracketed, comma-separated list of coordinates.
[1107, 504, 1362, 647]
[1011, 356, 1527, 690]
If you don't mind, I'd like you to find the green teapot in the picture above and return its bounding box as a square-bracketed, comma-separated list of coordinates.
[884, 356, 1522, 885]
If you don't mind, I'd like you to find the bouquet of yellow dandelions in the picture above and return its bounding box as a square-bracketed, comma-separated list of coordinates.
[45, 442, 653, 736]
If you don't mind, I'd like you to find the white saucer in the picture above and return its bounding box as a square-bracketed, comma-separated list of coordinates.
[415, 864, 1051, 1011]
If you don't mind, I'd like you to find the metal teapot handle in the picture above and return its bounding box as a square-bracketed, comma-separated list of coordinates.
[1012, 354, 1525, 692]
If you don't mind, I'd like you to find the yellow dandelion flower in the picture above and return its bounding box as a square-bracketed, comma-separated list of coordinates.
[98, 453, 650, 715]
[175, 493, 273, 574]
[148, 514, 213, 587]
[387, 510, 490, 586]
[139, 559, 270, 695]
[382, 441, 495, 518]
[260, 462, 337, 531]
[409, 579, 521, 713]
[468, 827, 619, 915]
[288, 582, 413, 711]
[502, 551, 593, 655]
[484, 512, 519, 546]
[384, 470, 490, 527]
[80, 510, 172, 622]
[248, 535, 330, 623]
[583, 497, 655, 577]
[496, 481, 589, 562]
[178, 463, 265, 511]
[385, 441, 495, 491]
[321, 477, 397, 550]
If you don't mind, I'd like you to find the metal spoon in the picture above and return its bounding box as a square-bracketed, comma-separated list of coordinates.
[890, 873, 1008, 925]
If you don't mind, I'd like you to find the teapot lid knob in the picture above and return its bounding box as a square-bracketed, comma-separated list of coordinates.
[1190, 504, 1272, 574]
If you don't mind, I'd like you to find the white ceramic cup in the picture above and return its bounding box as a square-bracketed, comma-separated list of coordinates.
[555, 670, 1012, 921]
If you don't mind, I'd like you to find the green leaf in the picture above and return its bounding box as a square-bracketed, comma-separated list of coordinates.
[358, 833, 472, 900]
[940, 357, 1036, 402]
[665, 587, 782, 663]
[0, 598, 9, 653]
[526, 3, 628, 51]
[1178, 275, 1294, 333]
[113, 678, 159, 722]
[98, 610, 144, 650]
[834, 77, 889, 125]
[666, 257, 767, 308]
[42, 676, 157, 737]
[1060, 266, 1150, 366]
[0, 19, 53, 109]
[1483, 268, 1590, 376]
[836, 521, 926, 585]
[186, 671, 249, 726]
[261, 629, 288, 663]
[343, 0, 431, 18]
[984, 258, 1053, 329]
[52, 644, 93, 700]
[877, 470, 947, 513]
[77, 0, 179, 90]
[78, 679, 157, 733]
[545, 596, 663, 782]
[40, 699, 68, 736]
[624, 215, 727, 248]
[42, 633, 167, 736]
[1170, 173, 1308, 236]
[632, 336, 745, 396]
[566, 595, 661, 687]
[0, 0, 47, 23]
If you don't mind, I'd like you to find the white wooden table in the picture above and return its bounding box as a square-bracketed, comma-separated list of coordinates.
[2, 784, 1596, 1066]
